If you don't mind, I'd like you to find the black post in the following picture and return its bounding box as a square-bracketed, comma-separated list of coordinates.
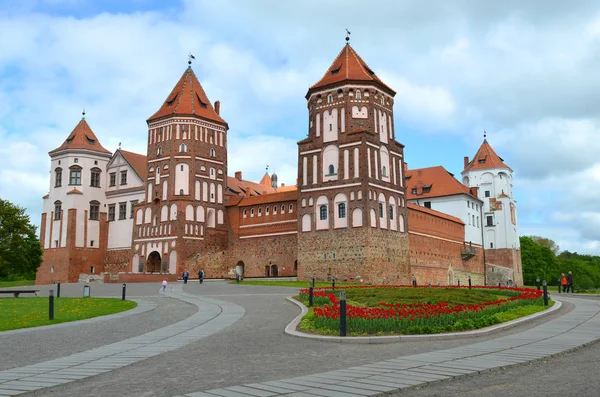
[536, 277, 540, 291]
[308, 286, 313, 307]
[57, 280, 61, 298]
[49, 289, 55, 320]
[468, 276, 472, 290]
[332, 278, 335, 291]
[339, 290, 347, 337]
[312, 276, 315, 288]
[542, 280, 548, 306]
[558, 278, 561, 294]
[122, 282, 126, 301]
[457, 280, 460, 287]
[498, 282, 501, 287]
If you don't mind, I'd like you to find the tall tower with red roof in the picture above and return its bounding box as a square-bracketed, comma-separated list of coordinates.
[36, 116, 113, 284]
[296, 41, 410, 284]
[462, 137, 522, 285]
[130, 63, 229, 276]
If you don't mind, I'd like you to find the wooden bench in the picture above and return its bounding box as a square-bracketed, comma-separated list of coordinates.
[0, 290, 40, 298]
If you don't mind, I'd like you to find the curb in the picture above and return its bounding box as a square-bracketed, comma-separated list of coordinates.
[284, 296, 563, 343]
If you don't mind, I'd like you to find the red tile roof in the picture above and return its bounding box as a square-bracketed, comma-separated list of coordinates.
[463, 139, 510, 172]
[238, 190, 298, 207]
[49, 119, 111, 155]
[307, 44, 395, 98]
[406, 166, 477, 200]
[66, 188, 83, 195]
[227, 176, 275, 196]
[148, 66, 226, 125]
[407, 202, 464, 225]
[120, 150, 147, 181]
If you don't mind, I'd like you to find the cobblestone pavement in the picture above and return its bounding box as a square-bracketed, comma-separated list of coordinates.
[2, 282, 578, 397]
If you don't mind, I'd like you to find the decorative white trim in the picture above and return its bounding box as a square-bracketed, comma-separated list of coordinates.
[366, 142, 380, 150]
[148, 157, 168, 163]
[183, 236, 204, 240]
[339, 142, 361, 149]
[195, 156, 223, 165]
[133, 237, 176, 242]
[240, 231, 298, 239]
[390, 150, 403, 158]
[299, 149, 322, 155]
[368, 183, 405, 195]
[240, 220, 297, 229]
[301, 182, 362, 193]
[174, 156, 191, 159]
[307, 84, 390, 102]
[107, 247, 131, 251]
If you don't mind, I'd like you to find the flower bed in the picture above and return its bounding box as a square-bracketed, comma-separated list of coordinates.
[297, 285, 546, 335]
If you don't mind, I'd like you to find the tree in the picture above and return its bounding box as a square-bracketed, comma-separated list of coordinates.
[521, 236, 557, 285]
[529, 235, 560, 256]
[0, 199, 42, 280]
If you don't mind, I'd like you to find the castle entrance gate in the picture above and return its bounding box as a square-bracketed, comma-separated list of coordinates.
[147, 251, 162, 273]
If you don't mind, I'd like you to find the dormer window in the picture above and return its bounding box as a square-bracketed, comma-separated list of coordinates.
[412, 188, 417, 194]
[86, 135, 95, 145]
[196, 93, 208, 108]
[356, 90, 361, 100]
[330, 63, 342, 75]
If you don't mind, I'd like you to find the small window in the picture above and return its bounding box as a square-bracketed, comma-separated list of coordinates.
[157, 147, 162, 156]
[289, 203, 293, 212]
[486, 215, 493, 227]
[180, 189, 184, 195]
[119, 203, 127, 220]
[320, 205, 328, 220]
[180, 143, 186, 153]
[266, 207, 270, 215]
[90, 169, 101, 188]
[108, 205, 116, 221]
[120, 170, 127, 186]
[180, 165, 184, 171]
[379, 202, 383, 218]
[210, 130, 215, 137]
[258, 208, 262, 216]
[328, 164, 335, 175]
[490, 242, 494, 248]
[273, 206, 277, 214]
[210, 148, 216, 157]
[424, 201, 431, 209]
[411, 188, 417, 194]
[356, 90, 361, 100]
[338, 203, 346, 218]
[130, 201, 137, 218]
[243, 209, 247, 218]
[472, 214, 475, 225]
[327, 94, 333, 103]
[281, 204, 285, 213]
[55, 168, 62, 187]
[251, 208, 255, 216]
[89, 201, 100, 220]
[94, 160, 98, 165]
[382, 166, 387, 177]
[90, 241, 94, 248]
[485, 190, 490, 197]
[74, 158, 78, 163]
[389, 205, 394, 220]
[54, 201, 62, 220]
[69, 167, 82, 185]
[467, 201, 470, 208]
[109, 172, 116, 187]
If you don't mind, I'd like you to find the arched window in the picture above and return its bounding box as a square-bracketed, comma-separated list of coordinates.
[378, 202, 384, 218]
[382, 166, 387, 177]
[69, 165, 82, 185]
[356, 89, 361, 100]
[328, 164, 335, 175]
[210, 148, 216, 157]
[243, 209, 247, 218]
[327, 94, 333, 103]
[157, 147, 162, 156]
[338, 203, 346, 219]
[320, 205, 328, 220]
[179, 189, 184, 195]
[89, 200, 100, 220]
[180, 143, 187, 153]
[54, 201, 62, 220]
[54, 168, 62, 187]
[388, 204, 394, 220]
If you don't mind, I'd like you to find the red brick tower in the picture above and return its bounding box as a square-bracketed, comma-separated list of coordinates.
[296, 41, 410, 284]
[130, 62, 229, 277]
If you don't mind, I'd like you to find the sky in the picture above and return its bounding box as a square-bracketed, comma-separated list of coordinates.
[1, 0, 599, 255]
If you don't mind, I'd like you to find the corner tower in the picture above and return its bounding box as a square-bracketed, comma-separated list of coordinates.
[37, 116, 112, 284]
[130, 63, 229, 277]
[462, 137, 522, 285]
[296, 43, 409, 284]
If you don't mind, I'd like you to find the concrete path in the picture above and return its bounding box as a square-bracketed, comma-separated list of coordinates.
[0, 285, 245, 397]
[174, 295, 600, 397]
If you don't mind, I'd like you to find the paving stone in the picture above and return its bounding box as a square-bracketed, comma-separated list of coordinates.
[262, 381, 311, 391]
[243, 383, 300, 394]
[225, 385, 277, 397]
[298, 387, 365, 397]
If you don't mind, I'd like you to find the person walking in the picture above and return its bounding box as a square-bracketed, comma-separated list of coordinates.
[561, 273, 568, 293]
[182, 270, 189, 284]
[198, 269, 204, 284]
[161, 279, 168, 292]
[567, 271, 574, 293]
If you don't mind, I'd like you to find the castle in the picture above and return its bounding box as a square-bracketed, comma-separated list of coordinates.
[35, 43, 522, 286]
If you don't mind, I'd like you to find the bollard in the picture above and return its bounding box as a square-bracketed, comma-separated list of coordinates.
[542, 280, 548, 306]
[558, 278, 561, 294]
[332, 278, 335, 291]
[57, 280, 61, 298]
[122, 282, 127, 301]
[457, 280, 460, 287]
[536, 277, 540, 291]
[49, 289, 55, 320]
[308, 286, 313, 307]
[339, 290, 347, 337]
[468, 276, 472, 290]
[498, 282, 501, 287]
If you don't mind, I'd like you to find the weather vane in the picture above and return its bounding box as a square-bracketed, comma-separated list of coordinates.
[82, 108, 86, 120]
[345, 29, 351, 43]
[484, 130, 487, 139]
[118, 142, 122, 149]
[188, 53, 195, 65]
[266, 164, 269, 172]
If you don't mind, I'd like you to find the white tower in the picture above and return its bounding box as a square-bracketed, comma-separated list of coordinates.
[461, 137, 522, 286]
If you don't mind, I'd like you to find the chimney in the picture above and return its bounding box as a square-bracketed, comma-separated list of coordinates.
[403, 162, 408, 175]
[215, 101, 220, 115]
[464, 156, 469, 169]
[235, 171, 242, 181]
[281, 183, 285, 187]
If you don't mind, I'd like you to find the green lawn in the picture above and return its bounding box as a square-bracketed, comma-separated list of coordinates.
[229, 280, 359, 288]
[0, 298, 137, 331]
[0, 280, 36, 288]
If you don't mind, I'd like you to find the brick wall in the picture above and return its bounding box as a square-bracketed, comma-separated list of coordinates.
[104, 249, 131, 274]
[103, 272, 178, 283]
[486, 248, 523, 286]
[228, 233, 298, 278]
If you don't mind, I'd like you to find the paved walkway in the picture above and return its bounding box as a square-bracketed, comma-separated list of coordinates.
[172, 295, 600, 397]
[0, 285, 245, 397]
